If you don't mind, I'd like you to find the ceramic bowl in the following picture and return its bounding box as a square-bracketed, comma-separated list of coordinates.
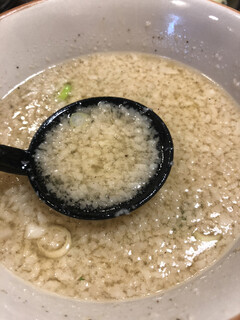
[0, 0, 239, 319]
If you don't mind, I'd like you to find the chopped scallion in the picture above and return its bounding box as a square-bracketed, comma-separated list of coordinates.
[78, 276, 85, 281]
[58, 83, 72, 101]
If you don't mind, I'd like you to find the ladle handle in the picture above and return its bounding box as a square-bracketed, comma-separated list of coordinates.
[0, 145, 29, 176]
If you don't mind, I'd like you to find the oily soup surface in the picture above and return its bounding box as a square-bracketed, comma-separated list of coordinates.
[0, 53, 239, 300]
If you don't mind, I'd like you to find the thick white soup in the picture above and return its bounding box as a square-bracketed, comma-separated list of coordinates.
[0, 53, 239, 301]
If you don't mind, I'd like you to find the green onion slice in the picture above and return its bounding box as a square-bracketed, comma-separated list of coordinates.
[58, 83, 72, 101]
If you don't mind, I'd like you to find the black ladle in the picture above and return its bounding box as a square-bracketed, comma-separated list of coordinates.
[0, 97, 173, 220]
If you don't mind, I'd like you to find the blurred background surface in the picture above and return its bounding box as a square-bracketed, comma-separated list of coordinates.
[1, 0, 240, 13]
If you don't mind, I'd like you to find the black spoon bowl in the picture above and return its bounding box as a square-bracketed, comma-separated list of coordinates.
[0, 97, 173, 220]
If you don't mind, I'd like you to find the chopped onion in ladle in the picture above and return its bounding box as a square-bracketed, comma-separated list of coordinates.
[69, 111, 90, 128]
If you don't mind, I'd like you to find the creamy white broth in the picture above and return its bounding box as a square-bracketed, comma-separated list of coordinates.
[0, 52, 239, 301]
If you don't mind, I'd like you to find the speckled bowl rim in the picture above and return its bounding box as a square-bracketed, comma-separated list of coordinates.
[0, 0, 240, 319]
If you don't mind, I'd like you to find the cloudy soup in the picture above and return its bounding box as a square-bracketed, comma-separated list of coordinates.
[34, 101, 160, 210]
[0, 53, 239, 301]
